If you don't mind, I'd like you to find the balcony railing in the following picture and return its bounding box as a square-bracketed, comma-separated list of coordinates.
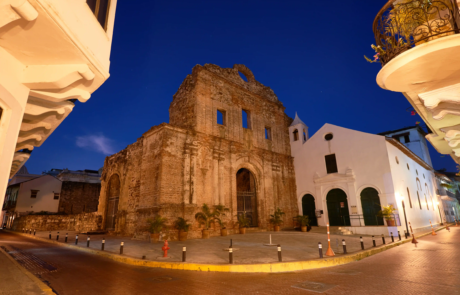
[373, 0, 460, 66]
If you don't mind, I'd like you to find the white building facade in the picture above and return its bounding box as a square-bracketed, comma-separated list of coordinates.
[291, 121, 443, 236]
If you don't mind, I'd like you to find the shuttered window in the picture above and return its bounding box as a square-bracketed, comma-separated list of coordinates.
[325, 154, 338, 174]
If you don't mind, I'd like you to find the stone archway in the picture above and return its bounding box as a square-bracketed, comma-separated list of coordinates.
[326, 189, 350, 226]
[360, 188, 384, 226]
[105, 174, 120, 231]
[302, 194, 318, 226]
[236, 168, 258, 227]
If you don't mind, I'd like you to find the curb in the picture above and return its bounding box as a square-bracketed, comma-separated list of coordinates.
[6, 225, 449, 273]
[0, 246, 55, 295]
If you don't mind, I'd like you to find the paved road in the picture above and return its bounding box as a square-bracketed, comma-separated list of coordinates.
[0, 227, 458, 295]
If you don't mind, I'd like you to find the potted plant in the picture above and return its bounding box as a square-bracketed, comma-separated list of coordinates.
[146, 215, 167, 243]
[378, 205, 397, 226]
[269, 208, 285, 232]
[213, 205, 230, 236]
[174, 217, 191, 241]
[195, 203, 219, 239]
[296, 215, 310, 232]
[236, 214, 250, 234]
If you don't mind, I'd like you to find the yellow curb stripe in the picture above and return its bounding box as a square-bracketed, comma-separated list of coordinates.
[7, 225, 450, 273]
[0, 246, 55, 295]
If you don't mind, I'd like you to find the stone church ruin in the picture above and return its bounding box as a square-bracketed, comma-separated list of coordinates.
[98, 64, 298, 240]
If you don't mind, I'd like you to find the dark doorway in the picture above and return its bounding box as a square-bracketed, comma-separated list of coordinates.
[360, 188, 384, 226]
[326, 189, 350, 226]
[236, 168, 258, 227]
[105, 174, 120, 230]
[302, 194, 318, 226]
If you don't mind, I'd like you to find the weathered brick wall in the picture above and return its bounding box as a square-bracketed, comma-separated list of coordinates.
[98, 64, 298, 241]
[12, 213, 102, 233]
[59, 182, 101, 214]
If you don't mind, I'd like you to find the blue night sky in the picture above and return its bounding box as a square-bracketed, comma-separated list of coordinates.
[25, 0, 457, 174]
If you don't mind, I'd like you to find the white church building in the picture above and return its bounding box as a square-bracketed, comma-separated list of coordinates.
[290, 115, 444, 236]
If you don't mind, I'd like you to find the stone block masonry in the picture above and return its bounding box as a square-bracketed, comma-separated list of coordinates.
[98, 64, 299, 240]
[12, 213, 102, 233]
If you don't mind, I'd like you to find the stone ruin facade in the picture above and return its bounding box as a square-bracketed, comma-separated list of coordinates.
[98, 64, 298, 240]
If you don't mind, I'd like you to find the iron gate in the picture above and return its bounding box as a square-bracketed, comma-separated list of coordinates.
[105, 197, 119, 230]
[237, 191, 258, 227]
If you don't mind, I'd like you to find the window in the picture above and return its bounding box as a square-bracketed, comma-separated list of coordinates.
[86, 0, 111, 31]
[30, 190, 38, 198]
[303, 129, 307, 142]
[54, 193, 60, 200]
[395, 156, 399, 164]
[293, 129, 299, 141]
[407, 164, 410, 170]
[325, 154, 338, 174]
[242, 109, 251, 129]
[417, 192, 422, 209]
[217, 109, 226, 126]
[416, 170, 418, 175]
[407, 188, 413, 208]
[325, 133, 333, 141]
[392, 133, 410, 143]
[425, 195, 429, 210]
[265, 127, 272, 140]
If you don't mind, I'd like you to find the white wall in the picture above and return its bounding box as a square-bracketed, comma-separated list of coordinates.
[292, 124, 395, 227]
[386, 142, 441, 233]
[15, 175, 62, 213]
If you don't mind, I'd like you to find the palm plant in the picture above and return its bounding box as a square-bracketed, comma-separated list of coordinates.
[377, 205, 397, 221]
[296, 215, 310, 227]
[146, 215, 167, 234]
[213, 205, 230, 229]
[195, 203, 218, 230]
[174, 217, 191, 232]
[269, 208, 285, 226]
[236, 213, 250, 228]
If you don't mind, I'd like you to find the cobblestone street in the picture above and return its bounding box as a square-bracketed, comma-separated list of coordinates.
[0, 226, 459, 294]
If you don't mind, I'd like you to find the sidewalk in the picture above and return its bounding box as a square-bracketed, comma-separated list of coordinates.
[28, 227, 419, 264]
[0, 233, 53, 295]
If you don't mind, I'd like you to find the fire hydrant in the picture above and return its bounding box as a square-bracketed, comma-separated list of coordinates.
[162, 240, 170, 257]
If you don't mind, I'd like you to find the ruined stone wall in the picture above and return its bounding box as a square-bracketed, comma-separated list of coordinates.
[59, 182, 101, 214]
[12, 213, 102, 233]
[98, 64, 298, 240]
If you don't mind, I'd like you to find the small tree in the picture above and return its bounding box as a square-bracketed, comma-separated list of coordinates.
[146, 215, 167, 234]
[269, 208, 285, 226]
[174, 217, 191, 232]
[236, 213, 250, 228]
[195, 203, 218, 230]
[378, 205, 397, 221]
[213, 205, 230, 229]
[296, 215, 310, 227]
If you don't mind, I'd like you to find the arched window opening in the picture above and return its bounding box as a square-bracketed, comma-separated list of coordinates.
[293, 129, 299, 141]
[425, 195, 429, 210]
[106, 174, 120, 230]
[407, 188, 413, 208]
[417, 191, 422, 210]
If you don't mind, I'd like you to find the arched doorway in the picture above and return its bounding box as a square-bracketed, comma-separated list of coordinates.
[236, 168, 258, 227]
[360, 188, 384, 226]
[302, 194, 317, 226]
[105, 174, 120, 230]
[326, 189, 350, 226]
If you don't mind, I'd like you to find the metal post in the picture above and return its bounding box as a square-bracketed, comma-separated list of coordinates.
[318, 242, 323, 258]
[29, 229, 31, 235]
[56, 232, 59, 241]
[401, 201, 409, 239]
[360, 237, 364, 250]
[229, 247, 233, 264]
[277, 244, 282, 262]
[390, 232, 394, 243]
[87, 236, 90, 247]
[120, 242, 124, 254]
[398, 231, 401, 241]
[182, 247, 186, 262]
[49, 231, 51, 239]
[342, 239, 347, 254]
[65, 233, 68, 243]
[75, 234, 79, 245]
[372, 236, 376, 247]
[382, 234, 386, 245]
[102, 238, 105, 251]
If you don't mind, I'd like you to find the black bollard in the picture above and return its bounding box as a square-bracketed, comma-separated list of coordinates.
[22, 228, 24, 233]
[75, 234, 79, 245]
[142, 256, 146, 260]
[360, 236, 364, 250]
[182, 247, 186, 262]
[398, 231, 401, 241]
[56, 232, 59, 241]
[120, 242, 124, 255]
[87, 236, 90, 247]
[318, 242, 323, 258]
[277, 244, 282, 262]
[49, 231, 51, 239]
[372, 236, 376, 247]
[390, 232, 394, 243]
[34, 229, 36, 236]
[382, 234, 386, 245]
[29, 229, 31, 235]
[342, 239, 347, 254]
[65, 233, 68, 243]
[102, 238, 105, 251]
[229, 247, 233, 264]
